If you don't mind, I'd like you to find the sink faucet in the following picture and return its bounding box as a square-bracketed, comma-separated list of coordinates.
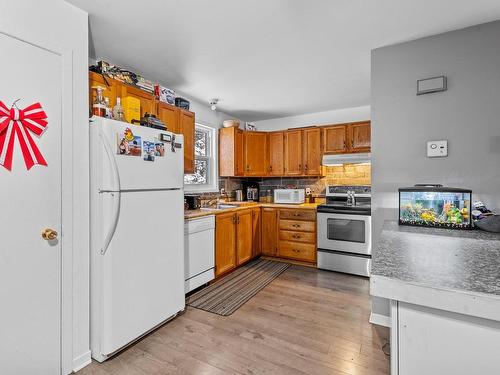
[347, 190, 356, 206]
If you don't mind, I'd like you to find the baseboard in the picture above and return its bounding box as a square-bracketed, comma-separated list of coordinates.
[72, 350, 91, 373]
[369, 312, 391, 328]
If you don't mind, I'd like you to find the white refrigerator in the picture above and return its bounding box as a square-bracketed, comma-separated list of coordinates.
[89, 117, 185, 362]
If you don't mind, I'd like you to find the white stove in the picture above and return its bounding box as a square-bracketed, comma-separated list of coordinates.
[317, 186, 372, 277]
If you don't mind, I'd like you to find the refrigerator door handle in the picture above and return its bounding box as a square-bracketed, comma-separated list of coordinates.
[101, 191, 121, 255]
[100, 129, 122, 192]
[100, 129, 122, 255]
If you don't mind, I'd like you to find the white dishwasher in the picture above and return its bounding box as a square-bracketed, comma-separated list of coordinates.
[184, 215, 215, 293]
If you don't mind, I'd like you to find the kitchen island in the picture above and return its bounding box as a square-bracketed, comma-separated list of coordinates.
[370, 221, 500, 375]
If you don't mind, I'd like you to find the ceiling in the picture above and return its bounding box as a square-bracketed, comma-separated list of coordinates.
[68, 0, 500, 121]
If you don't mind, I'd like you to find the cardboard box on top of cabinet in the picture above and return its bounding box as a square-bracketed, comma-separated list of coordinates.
[123, 96, 141, 124]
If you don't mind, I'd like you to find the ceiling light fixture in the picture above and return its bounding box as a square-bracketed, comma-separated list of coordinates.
[210, 98, 219, 111]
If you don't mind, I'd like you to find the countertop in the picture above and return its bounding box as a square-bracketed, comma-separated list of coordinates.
[184, 200, 323, 220]
[371, 221, 500, 320]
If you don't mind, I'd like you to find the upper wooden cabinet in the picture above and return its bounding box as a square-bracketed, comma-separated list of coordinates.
[156, 102, 180, 133]
[284, 129, 303, 175]
[348, 121, 371, 152]
[323, 125, 347, 154]
[119, 84, 156, 120]
[89, 72, 196, 174]
[219, 127, 245, 177]
[244, 131, 268, 176]
[268, 132, 284, 176]
[180, 110, 195, 174]
[302, 127, 322, 175]
[323, 122, 371, 154]
[89, 71, 117, 114]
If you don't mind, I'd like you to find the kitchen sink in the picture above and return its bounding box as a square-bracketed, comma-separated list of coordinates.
[200, 204, 237, 211]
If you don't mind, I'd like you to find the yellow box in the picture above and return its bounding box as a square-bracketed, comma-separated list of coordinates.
[122, 96, 141, 124]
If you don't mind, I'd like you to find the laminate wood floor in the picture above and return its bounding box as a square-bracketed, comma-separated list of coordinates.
[78, 265, 390, 375]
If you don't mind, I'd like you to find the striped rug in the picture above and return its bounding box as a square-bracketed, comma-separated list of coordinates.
[186, 259, 290, 316]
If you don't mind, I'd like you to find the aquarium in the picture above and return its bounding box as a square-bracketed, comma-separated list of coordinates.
[399, 186, 472, 229]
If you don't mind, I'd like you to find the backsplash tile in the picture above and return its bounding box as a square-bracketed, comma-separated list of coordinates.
[218, 164, 371, 198]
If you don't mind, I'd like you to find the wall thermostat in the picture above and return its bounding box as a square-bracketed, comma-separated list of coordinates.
[427, 140, 448, 157]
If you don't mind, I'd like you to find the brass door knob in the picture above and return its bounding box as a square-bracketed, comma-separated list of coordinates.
[42, 228, 58, 241]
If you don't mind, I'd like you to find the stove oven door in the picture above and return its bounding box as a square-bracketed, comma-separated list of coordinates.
[317, 212, 371, 255]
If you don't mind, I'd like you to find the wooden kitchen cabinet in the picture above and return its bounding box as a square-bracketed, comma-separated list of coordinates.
[284, 129, 303, 175]
[215, 208, 261, 278]
[347, 121, 371, 152]
[252, 208, 262, 257]
[89, 71, 118, 114]
[268, 131, 284, 175]
[156, 102, 195, 174]
[119, 84, 156, 120]
[323, 125, 347, 154]
[244, 131, 268, 176]
[215, 212, 237, 277]
[156, 102, 180, 133]
[219, 127, 245, 177]
[277, 209, 317, 263]
[261, 208, 278, 256]
[236, 210, 253, 265]
[303, 127, 322, 175]
[180, 109, 195, 173]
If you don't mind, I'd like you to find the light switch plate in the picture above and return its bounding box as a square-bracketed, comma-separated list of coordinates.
[427, 140, 448, 157]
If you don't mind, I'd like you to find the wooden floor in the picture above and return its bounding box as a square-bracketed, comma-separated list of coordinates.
[78, 266, 390, 375]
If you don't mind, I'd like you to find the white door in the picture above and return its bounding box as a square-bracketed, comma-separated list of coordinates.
[0, 32, 67, 374]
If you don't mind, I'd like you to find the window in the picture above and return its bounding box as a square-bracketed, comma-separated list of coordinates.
[184, 123, 218, 192]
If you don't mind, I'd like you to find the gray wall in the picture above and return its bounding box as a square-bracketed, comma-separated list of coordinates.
[371, 20, 500, 317]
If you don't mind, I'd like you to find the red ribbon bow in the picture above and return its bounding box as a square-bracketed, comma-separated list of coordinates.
[0, 101, 48, 171]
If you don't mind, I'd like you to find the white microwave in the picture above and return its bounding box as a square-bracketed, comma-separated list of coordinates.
[274, 189, 305, 204]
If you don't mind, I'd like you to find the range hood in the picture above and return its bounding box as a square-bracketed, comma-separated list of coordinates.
[322, 152, 371, 166]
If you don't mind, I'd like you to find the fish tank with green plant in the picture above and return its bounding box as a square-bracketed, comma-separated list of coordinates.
[399, 185, 472, 229]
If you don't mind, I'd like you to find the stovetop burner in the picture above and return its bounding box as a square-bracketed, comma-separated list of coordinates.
[318, 185, 372, 215]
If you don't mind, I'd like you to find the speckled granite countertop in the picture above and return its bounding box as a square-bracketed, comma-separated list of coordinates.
[372, 221, 500, 298]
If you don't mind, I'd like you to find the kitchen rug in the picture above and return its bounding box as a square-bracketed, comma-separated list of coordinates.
[186, 259, 290, 316]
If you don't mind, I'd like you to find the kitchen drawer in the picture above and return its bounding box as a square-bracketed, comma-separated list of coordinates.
[279, 219, 315, 232]
[278, 241, 316, 262]
[279, 230, 316, 244]
[279, 209, 316, 221]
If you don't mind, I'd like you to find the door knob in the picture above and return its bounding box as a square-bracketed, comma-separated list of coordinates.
[42, 228, 58, 241]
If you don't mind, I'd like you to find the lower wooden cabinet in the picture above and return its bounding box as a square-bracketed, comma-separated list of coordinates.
[261, 208, 278, 256]
[236, 210, 253, 265]
[277, 209, 316, 263]
[252, 208, 262, 257]
[215, 208, 260, 277]
[215, 212, 237, 277]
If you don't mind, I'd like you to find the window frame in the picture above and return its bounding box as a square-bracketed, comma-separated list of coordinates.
[184, 123, 219, 193]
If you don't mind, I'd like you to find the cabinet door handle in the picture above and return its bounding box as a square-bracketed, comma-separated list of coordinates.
[304, 164, 308, 170]
[246, 165, 250, 171]
[351, 140, 354, 148]
[269, 165, 272, 171]
[299, 164, 302, 170]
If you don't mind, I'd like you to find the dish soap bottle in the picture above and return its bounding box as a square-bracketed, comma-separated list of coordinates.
[92, 86, 106, 117]
[113, 97, 125, 122]
[104, 97, 112, 119]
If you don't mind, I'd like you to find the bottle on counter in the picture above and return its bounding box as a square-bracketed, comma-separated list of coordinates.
[92, 86, 106, 117]
[104, 97, 112, 119]
[113, 97, 125, 122]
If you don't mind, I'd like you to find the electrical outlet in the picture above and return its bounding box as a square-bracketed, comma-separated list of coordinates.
[427, 140, 448, 157]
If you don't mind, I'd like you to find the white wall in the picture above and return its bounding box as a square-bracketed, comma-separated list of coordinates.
[254, 105, 370, 131]
[371, 20, 500, 319]
[0, 0, 89, 372]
